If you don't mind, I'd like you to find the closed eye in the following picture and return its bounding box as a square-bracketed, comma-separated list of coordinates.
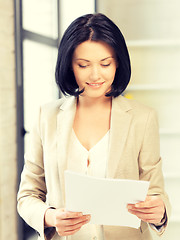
[101, 63, 111, 67]
[78, 64, 88, 68]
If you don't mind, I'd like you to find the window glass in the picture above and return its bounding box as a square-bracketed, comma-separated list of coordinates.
[23, 40, 58, 150]
[22, 0, 58, 38]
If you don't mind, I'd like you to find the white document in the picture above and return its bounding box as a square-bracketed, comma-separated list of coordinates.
[64, 170, 149, 229]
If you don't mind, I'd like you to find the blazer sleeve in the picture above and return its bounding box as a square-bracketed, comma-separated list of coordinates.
[138, 109, 171, 235]
[17, 107, 56, 240]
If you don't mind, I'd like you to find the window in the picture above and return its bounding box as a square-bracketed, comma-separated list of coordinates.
[15, 0, 60, 239]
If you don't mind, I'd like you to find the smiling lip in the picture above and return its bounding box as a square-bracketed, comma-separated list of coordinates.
[86, 82, 104, 87]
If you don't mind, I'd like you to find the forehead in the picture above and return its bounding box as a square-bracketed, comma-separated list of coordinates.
[73, 40, 115, 60]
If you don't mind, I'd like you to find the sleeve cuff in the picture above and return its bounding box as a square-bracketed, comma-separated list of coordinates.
[44, 227, 56, 240]
[150, 209, 167, 234]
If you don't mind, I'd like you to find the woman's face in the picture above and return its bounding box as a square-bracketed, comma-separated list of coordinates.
[72, 40, 118, 99]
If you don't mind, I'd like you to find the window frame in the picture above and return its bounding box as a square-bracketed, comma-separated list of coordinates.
[14, 0, 60, 239]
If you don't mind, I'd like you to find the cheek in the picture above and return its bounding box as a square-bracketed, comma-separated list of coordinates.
[72, 67, 80, 82]
[103, 68, 116, 82]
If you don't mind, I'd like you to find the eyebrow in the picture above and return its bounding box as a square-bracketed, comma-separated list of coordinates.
[75, 56, 114, 62]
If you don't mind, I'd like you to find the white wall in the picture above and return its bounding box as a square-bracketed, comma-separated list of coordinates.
[0, 0, 18, 239]
[60, 0, 95, 35]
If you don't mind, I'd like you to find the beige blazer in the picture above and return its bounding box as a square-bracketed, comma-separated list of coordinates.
[17, 95, 171, 240]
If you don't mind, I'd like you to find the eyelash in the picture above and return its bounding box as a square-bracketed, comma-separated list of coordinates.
[78, 63, 111, 68]
[78, 64, 88, 68]
[102, 63, 111, 67]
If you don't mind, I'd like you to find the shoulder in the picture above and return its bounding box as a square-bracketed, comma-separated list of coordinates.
[34, 96, 76, 136]
[40, 96, 76, 117]
[114, 95, 156, 115]
[113, 95, 158, 126]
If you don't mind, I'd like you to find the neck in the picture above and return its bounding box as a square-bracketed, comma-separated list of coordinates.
[77, 95, 112, 109]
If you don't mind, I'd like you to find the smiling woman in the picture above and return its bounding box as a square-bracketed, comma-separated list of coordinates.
[17, 13, 170, 240]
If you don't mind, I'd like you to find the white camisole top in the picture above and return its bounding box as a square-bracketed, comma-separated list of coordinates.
[67, 129, 110, 240]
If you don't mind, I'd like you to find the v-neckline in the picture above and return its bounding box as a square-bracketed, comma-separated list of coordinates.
[72, 129, 110, 152]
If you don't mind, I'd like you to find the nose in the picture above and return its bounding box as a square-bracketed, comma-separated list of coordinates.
[89, 65, 100, 81]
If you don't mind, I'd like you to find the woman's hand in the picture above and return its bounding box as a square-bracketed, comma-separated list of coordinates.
[127, 196, 165, 225]
[44, 208, 91, 236]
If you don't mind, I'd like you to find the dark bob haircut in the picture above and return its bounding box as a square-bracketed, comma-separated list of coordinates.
[55, 13, 131, 97]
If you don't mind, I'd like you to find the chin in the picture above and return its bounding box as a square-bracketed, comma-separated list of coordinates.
[85, 92, 109, 99]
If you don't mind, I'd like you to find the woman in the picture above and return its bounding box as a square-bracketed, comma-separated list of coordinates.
[17, 13, 170, 240]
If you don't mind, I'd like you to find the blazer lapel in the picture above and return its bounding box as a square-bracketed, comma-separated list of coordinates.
[57, 97, 76, 205]
[107, 96, 132, 178]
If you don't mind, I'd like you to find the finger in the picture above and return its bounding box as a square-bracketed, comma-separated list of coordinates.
[64, 218, 90, 232]
[63, 215, 91, 226]
[128, 209, 163, 224]
[128, 206, 163, 216]
[55, 209, 83, 220]
[127, 204, 135, 208]
[60, 211, 84, 219]
[64, 227, 82, 236]
[57, 226, 82, 236]
[127, 199, 154, 209]
[56, 216, 91, 236]
[135, 201, 155, 208]
[128, 205, 159, 213]
[134, 196, 163, 209]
